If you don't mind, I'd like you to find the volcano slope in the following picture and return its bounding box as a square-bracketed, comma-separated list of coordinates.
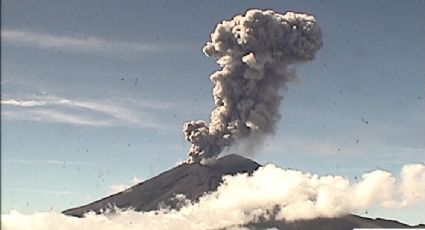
[63, 154, 260, 217]
[62, 154, 424, 229]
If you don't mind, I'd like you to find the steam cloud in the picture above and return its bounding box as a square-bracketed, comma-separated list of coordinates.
[183, 9, 323, 162]
[3, 163, 424, 230]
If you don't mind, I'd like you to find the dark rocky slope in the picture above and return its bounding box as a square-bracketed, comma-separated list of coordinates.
[63, 154, 260, 217]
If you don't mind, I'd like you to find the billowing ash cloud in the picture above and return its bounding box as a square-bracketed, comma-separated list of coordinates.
[3, 163, 424, 230]
[183, 9, 323, 162]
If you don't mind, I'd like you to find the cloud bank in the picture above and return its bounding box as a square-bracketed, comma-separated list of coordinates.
[3, 163, 424, 230]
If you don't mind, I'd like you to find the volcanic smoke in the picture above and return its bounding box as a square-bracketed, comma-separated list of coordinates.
[183, 9, 323, 162]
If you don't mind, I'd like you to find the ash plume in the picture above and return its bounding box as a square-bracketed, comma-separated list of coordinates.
[183, 9, 323, 162]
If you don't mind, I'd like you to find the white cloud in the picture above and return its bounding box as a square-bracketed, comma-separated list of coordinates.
[2, 163, 424, 230]
[32, 108, 115, 126]
[1, 99, 48, 107]
[106, 177, 143, 195]
[2, 29, 105, 50]
[68, 100, 146, 126]
[1, 29, 190, 55]
[1, 95, 171, 129]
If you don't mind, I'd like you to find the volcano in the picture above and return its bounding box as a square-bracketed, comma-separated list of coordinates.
[63, 154, 424, 229]
[63, 154, 260, 217]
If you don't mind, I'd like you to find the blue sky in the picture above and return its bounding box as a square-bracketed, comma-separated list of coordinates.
[1, 0, 424, 225]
